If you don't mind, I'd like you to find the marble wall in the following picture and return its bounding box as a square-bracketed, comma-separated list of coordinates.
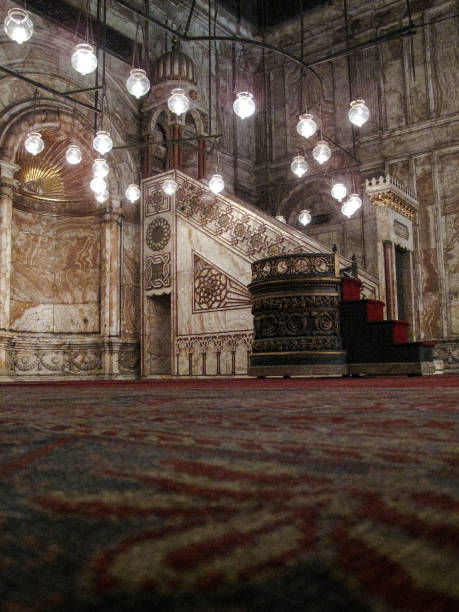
[11, 209, 100, 333]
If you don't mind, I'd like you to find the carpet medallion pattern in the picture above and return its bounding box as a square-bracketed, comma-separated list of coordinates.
[0, 378, 459, 611]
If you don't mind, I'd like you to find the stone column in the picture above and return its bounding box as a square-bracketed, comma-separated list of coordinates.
[0, 161, 19, 376]
[383, 240, 396, 320]
[100, 195, 122, 376]
[168, 123, 183, 169]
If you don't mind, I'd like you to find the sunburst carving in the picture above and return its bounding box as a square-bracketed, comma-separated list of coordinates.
[16, 129, 93, 203]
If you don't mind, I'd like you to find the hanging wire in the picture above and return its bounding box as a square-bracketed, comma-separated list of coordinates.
[32, 87, 38, 126]
[94, 0, 101, 133]
[131, 19, 141, 69]
[299, 0, 305, 113]
[405, 0, 416, 80]
[208, 0, 212, 136]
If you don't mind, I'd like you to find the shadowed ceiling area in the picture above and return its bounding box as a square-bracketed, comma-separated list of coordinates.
[218, 0, 330, 28]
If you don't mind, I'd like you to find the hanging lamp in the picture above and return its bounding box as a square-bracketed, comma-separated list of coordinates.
[125, 184, 141, 202]
[162, 179, 178, 195]
[341, 193, 362, 217]
[71, 43, 97, 75]
[209, 174, 225, 194]
[298, 209, 312, 226]
[312, 140, 331, 164]
[168, 88, 190, 115]
[233, 92, 255, 119]
[93, 130, 112, 155]
[348, 99, 370, 127]
[4, 8, 33, 44]
[290, 155, 308, 177]
[296, 113, 317, 139]
[92, 158, 109, 178]
[331, 182, 347, 201]
[65, 144, 82, 165]
[24, 131, 44, 155]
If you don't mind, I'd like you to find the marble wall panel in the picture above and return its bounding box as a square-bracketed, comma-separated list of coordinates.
[53, 304, 99, 334]
[382, 39, 407, 130]
[445, 212, 459, 334]
[10, 302, 53, 332]
[121, 221, 140, 339]
[431, 16, 459, 117]
[438, 151, 459, 215]
[54, 220, 99, 273]
[11, 262, 55, 303]
[121, 286, 138, 338]
[54, 269, 99, 304]
[408, 25, 430, 123]
[122, 222, 139, 286]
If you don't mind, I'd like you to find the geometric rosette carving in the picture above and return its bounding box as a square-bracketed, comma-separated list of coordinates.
[193, 252, 250, 312]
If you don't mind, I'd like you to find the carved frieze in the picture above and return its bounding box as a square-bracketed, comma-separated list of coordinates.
[118, 345, 140, 371]
[251, 253, 336, 282]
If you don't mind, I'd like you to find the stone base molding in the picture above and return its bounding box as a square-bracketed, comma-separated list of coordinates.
[0, 333, 139, 380]
[433, 339, 459, 375]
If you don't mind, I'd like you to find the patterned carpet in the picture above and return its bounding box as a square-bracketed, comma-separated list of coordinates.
[1, 377, 459, 612]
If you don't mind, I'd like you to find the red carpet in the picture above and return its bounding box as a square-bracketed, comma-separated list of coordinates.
[1, 377, 459, 611]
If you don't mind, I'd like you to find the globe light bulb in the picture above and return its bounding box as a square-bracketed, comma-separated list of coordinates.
[24, 131, 44, 155]
[93, 130, 112, 155]
[331, 182, 347, 201]
[341, 194, 362, 217]
[162, 179, 178, 195]
[92, 158, 109, 179]
[65, 144, 82, 165]
[348, 99, 370, 127]
[90, 176, 107, 193]
[4, 8, 34, 44]
[126, 68, 150, 99]
[312, 140, 332, 165]
[290, 155, 308, 177]
[298, 209, 312, 226]
[275, 215, 286, 223]
[167, 88, 190, 115]
[209, 174, 225, 195]
[233, 92, 255, 119]
[95, 189, 109, 203]
[296, 113, 317, 139]
[71, 43, 97, 75]
[125, 184, 141, 203]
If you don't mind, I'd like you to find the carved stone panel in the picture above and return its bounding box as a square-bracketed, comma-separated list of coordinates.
[145, 253, 171, 291]
[193, 252, 250, 312]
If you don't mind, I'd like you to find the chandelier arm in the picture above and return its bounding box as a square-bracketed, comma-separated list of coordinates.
[112, 133, 222, 151]
[325, 134, 360, 164]
[62, 86, 103, 95]
[0, 64, 100, 113]
[184, 0, 196, 36]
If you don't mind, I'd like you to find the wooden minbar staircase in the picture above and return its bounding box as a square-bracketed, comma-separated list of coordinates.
[340, 276, 435, 376]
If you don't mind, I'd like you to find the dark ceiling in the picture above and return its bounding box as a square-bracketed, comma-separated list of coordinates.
[24, 0, 331, 64]
[218, 0, 331, 29]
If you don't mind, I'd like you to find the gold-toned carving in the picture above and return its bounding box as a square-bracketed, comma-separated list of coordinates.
[370, 192, 416, 219]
